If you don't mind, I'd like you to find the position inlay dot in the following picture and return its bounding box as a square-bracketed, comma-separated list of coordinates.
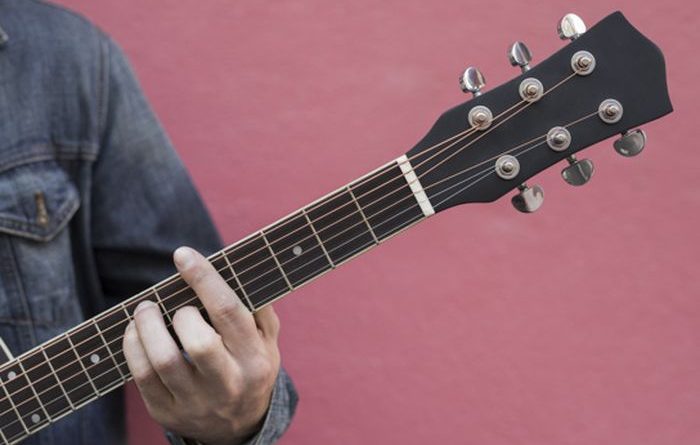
[31, 413, 41, 424]
[7, 371, 16, 380]
[90, 353, 100, 364]
[292, 245, 303, 256]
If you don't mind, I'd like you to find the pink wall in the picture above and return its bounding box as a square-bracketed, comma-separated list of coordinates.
[53, 1, 700, 444]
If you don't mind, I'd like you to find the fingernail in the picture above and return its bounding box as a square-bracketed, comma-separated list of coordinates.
[174, 246, 195, 269]
[133, 300, 156, 315]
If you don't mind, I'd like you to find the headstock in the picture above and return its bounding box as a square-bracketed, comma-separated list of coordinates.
[406, 11, 672, 213]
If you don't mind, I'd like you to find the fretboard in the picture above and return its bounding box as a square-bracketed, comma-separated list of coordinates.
[0, 155, 434, 444]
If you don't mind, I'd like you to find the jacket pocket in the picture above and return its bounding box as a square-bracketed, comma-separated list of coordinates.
[0, 159, 83, 329]
[0, 159, 80, 242]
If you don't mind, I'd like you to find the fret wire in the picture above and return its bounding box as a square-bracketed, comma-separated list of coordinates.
[0, 426, 8, 445]
[153, 287, 172, 324]
[92, 320, 126, 381]
[259, 232, 294, 291]
[14, 361, 49, 427]
[301, 208, 335, 268]
[39, 347, 75, 411]
[222, 253, 255, 312]
[63, 335, 99, 396]
[346, 185, 379, 244]
[0, 378, 29, 435]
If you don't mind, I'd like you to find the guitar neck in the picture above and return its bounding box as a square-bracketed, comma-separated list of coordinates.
[0, 154, 433, 444]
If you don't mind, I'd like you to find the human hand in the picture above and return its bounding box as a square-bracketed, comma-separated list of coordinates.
[123, 246, 281, 445]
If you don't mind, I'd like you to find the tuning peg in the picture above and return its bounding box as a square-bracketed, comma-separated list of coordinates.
[613, 129, 646, 157]
[557, 13, 586, 41]
[508, 41, 532, 72]
[511, 183, 544, 213]
[561, 155, 594, 186]
[459, 66, 486, 97]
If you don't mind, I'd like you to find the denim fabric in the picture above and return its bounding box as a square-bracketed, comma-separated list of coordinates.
[0, 1, 297, 444]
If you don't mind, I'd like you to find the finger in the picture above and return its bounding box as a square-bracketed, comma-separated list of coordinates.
[133, 300, 194, 395]
[172, 306, 239, 379]
[174, 246, 259, 350]
[123, 321, 172, 404]
[253, 305, 280, 341]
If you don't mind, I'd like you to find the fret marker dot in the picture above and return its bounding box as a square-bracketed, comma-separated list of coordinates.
[31, 413, 41, 424]
[90, 353, 100, 364]
[6, 371, 16, 381]
[292, 245, 303, 256]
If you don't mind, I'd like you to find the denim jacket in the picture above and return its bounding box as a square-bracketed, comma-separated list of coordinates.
[0, 1, 297, 444]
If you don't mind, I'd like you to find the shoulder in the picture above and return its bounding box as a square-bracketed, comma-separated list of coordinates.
[0, 0, 109, 62]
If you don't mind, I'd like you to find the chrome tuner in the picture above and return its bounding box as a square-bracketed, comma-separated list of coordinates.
[561, 155, 594, 186]
[557, 13, 586, 41]
[613, 129, 646, 157]
[459, 66, 486, 97]
[508, 41, 532, 72]
[511, 183, 544, 213]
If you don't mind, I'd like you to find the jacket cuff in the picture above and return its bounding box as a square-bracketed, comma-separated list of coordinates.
[165, 366, 298, 445]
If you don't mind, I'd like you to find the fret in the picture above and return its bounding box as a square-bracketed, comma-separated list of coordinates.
[226, 234, 289, 309]
[260, 232, 294, 291]
[0, 360, 45, 434]
[305, 188, 376, 264]
[44, 337, 98, 407]
[153, 287, 173, 323]
[219, 254, 255, 312]
[158, 278, 200, 323]
[67, 321, 124, 393]
[346, 186, 379, 243]
[261, 211, 333, 290]
[302, 209, 335, 268]
[21, 350, 72, 420]
[0, 427, 8, 445]
[14, 360, 50, 426]
[95, 307, 132, 378]
[93, 321, 126, 380]
[39, 346, 75, 410]
[0, 368, 29, 440]
[351, 162, 425, 241]
[64, 336, 99, 396]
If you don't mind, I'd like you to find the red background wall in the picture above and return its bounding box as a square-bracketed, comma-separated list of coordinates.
[54, 1, 700, 444]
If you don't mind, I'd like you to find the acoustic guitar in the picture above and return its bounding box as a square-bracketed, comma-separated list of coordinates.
[0, 11, 672, 444]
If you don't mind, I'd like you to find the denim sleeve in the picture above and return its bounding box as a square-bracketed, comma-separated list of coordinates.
[92, 36, 297, 444]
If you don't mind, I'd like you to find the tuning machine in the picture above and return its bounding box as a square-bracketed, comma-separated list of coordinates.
[557, 13, 586, 41]
[459, 66, 486, 97]
[561, 155, 594, 186]
[511, 183, 544, 213]
[508, 41, 532, 73]
[613, 129, 646, 157]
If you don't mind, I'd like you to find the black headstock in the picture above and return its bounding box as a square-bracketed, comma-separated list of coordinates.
[406, 11, 672, 213]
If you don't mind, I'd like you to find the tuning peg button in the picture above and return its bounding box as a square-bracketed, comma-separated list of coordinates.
[557, 13, 586, 41]
[511, 183, 544, 213]
[561, 155, 594, 186]
[459, 67, 486, 97]
[613, 129, 646, 157]
[508, 41, 532, 72]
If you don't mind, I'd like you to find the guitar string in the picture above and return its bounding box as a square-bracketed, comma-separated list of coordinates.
[148, 72, 576, 299]
[0, 72, 583, 417]
[0, 110, 601, 436]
